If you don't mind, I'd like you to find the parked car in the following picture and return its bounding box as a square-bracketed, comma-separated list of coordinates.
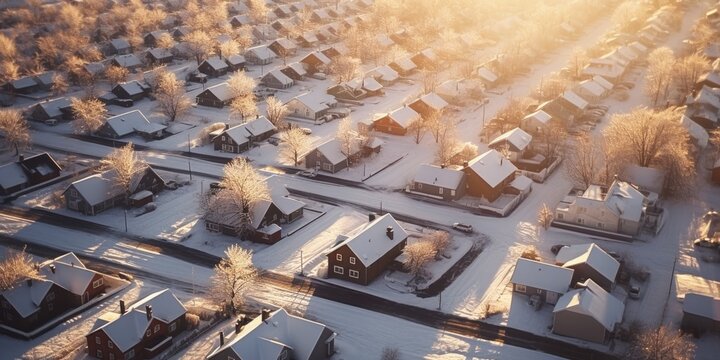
[452, 222, 473, 233]
[693, 238, 719, 248]
[628, 285, 641, 299]
[297, 169, 317, 178]
[551, 244, 568, 255]
[112, 98, 134, 107]
[299, 127, 312, 135]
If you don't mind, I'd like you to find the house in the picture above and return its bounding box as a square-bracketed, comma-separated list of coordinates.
[4, 76, 38, 94]
[476, 66, 499, 88]
[311, 8, 332, 23]
[252, 24, 279, 41]
[172, 26, 191, 41]
[206, 308, 336, 360]
[106, 38, 132, 56]
[245, 45, 277, 65]
[281, 62, 308, 81]
[696, 71, 720, 91]
[510, 258, 574, 305]
[435, 79, 483, 104]
[327, 83, 366, 101]
[681, 293, 720, 336]
[582, 58, 625, 84]
[96, 110, 167, 139]
[487, 128, 532, 163]
[300, 51, 332, 74]
[680, 114, 709, 149]
[230, 14, 251, 28]
[213, 117, 277, 153]
[269, 38, 299, 57]
[196, 82, 235, 108]
[146, 48, 173, 65]
[285, 93, 336, 120]
[198, 57, 229, 78]
[558, 90, 588, 115]
[316, 27, 336, 43]
[111, 81, 149, 101]
[33, 71, 56, 91]
[83, 62, 106, 79]
[327, 213, 408, 285]
[321, 43, 349, 59]
[372, 106, 421, 136]
[463, 149, 518, 202]
[296, 32, 320, 48]
[274, 4, 292, 18]
[552, 279, 624, 343]
[0, 153, 62, 195]
[535, 98, 576, 126]
[271, 19, 296, 35]
[227, 1, 249, 15]
[368, 65, 399, 85]
[621, 164, 666, 196]
[86, 289, 186, 360]
[409, 92, 449, 118]
[346, 77, 384, 97]
[0, 252, 105, 332]
[111, 54, 143, 71]
[574, 79, 609, 103]
[64, 167, 165, 215]
[411, 48, 439, 69]
[144, 30, 171, 47]
[555, 179, 648, 236]
[30, 97, 74, 122]
[555, 243, 620, 292]
[304, 139, 356, 173]
[262, 69, 294, 89]
[224, 54, 246, 72]
[389, 57, 417, 76]
[375, 34, 395, 49]
[411, 164, 466, 201]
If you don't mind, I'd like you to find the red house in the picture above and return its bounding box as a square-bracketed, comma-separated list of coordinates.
[463, 149, 518, 202]
[372, 106, 421, 136]
[327, 213, 408, 285]
[86, 289, 187, 360]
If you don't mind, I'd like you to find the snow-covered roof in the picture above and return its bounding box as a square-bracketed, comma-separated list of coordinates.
[488, 128, 532, 153]
[592, 76, 614, 90]
[1, 278, 54, 318]
[210, 308, 331, 360]
[558, 243, 619, 285]
[622, 165, 666, 194]
[314, 139, 347, 165]
[226, 54, 245, 66]
[202, 57, 229, 71]
[391, 57, 417, 72]
[511, 258, 574, 293]
[387, 106, 421, 128]
[510, 175, 533, 192]
[553, 279, 624, 331]
[105, 110, 166, 137]
[368, 65, 399, 83]
[302, 50, 332, 65]
[603, 180, 646, 222]
[694, 86, 720, 109]
[68, 171, 120, 205]
[329, 213, 408, 267]
[561, 90, 588, 111]
[36, 97, 72, 118]
[414, 164, 464, 189]
[96, 289, 186, 352]
[523, 110, 552, 125]
[466, 149, 518, 188]
[264, 69, 294, 85]
[272, 37, 298, 51]
[222, 124, 250, 145]
[110, 38, 130, 50]
[418, 92, 449, 112]
[680, 114, 709, 148]
[576, 79, 607, 97]
[113, 54, 142, 68]
[203, 82, 233, 102]
[148, 47, 172, 59]
[246, 45, 277, 60]
[39, 252, 98, 296]
[220, 117, 276, 144]
[114, 81, 146, 97]
[477, 67, 498, 83]
[266, 176, 305, 216]
[289, 92, 333, 113]
[0, 162, 28, 190]
[683, 293, 720, 321]
[376, 34, 394, 47]
[286, 62, 307, 76]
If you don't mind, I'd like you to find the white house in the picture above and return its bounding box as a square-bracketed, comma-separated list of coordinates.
[511, 258, 574, 305]
[487, 127, 532, 162]
[285, 93, 336, 120]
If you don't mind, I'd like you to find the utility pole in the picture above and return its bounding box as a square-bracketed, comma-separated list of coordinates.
[124, 209, 128, 232]
[187, 133, 193, 180]
[299, 250, 304, 276]
[438, 291, 442, 310]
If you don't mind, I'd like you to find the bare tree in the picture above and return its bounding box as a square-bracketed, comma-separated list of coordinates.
[0, 246, 40, 291]
[645, 47, 675, 107]
[280, 128, 311, 166]
[156, 70, 191, 122]
[0, 109, 30, 155]
[156, 33, 175, 49]
[380, 347, 401, 360]
[565, 134, 602, 188]
[426, 109, 447, 143]
[421, 68, 440, 93]
[537, 203, 553, 230]
[435, 123, 459, 165]
[404, 241, 434, 284]
[336, 117, 359, 170]
[328, 56, 360, 84]
[218, 39, 240, 60]
[1, 60, 20, 84]
[495, 97, 533, 132]
[537, 123, 567, 160]
[672, 54, 709, 97]
[426, 230, 451, 259]
[534, 74, 567, 101]
[71, 98, 107, 134]
[51, 73, 69, 96]
[184, 30, 213, 65]
[210, 244, 257, 314]
[228, 71, 257, 122]
[0, 34, 17, 61]
[449, 142, 479, 166]
[105, 65, 129, 87]
[247, 0, 269, 24]
[219, 157, 269, 214]
[626, 325, 695, 360]
[100, 143, 147, 204]
[265, 96, 288, 128]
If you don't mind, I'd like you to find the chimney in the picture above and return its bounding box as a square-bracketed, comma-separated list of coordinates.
[145, 305, 153, 320]
[18, 154, 24, 162]
[224, 123, 230, 130]
[26, 279, 32, 287]
[462, 161, 469, 168]
[368, 212, 377, 222]
[440, 163, 446, 169]
[49, 264, 56, 274]
[386, 226, 394, 240]
[219, 331, 225, 346]
[235, 319, 243, 334]
[500, 157, 503, 166]
[261, 308, 271, 322]
[120, 300, 126, 315]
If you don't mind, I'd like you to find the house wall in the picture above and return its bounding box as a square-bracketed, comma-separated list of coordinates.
[196, 93, 229, 108]
[0, 283, 75, 332]
[87, 328, 127, 360]
[87, 315, 184, 359]
[373, 117, 407, 136]
[328, 239, 407, 286]
[198, 63, 228, 78]
[463, 169, 514, 202]
[213, 134, 249, 153]
[411, 179, 465, 201]
[512, 283, 562, 305]
[555, 199, 622, 234]
[307, 327, 336, 360]
[287, 100, 323, 120]
[566, 263, 613, 292]
[305, 149, 346, 173]
[681, 312, 720, 335]
[95, 123, 121, 139]
[553, 311, 609, 343]
[712, 168, 720, 184]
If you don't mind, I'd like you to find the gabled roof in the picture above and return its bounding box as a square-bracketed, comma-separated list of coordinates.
[553, 279, 624, 332]
[683, 293, 720, 321]
[263, 69, 294, 86]
[246, 45, 277, 60]
[148, 47, 173, 60]
[603, 180, 646, 222]
[39, 252, 99, 296]
[368, 65, 399, 83]
[271, 37, 298, 51]
[386, 106, 420, 128]
[113, 54, 142, 68]
[347, 77, 383, 92]
[523, 110, 552, 125]
[104, 110, 166, 137]
[67, 167, 160, 206]
[94, 289, 186, 352]
[593, 76, 614, 90]
[561, 90, 588, 111]
[34, 97, 72, 118]
[0, 162, 28, 190]
[288, 92, 334, 113]
[511, 258, 574, 294]
[313, 139, 347, 165]
[466, 149, 518, 188]
[1, 278, 54, 318]
[201, 82, 233, 102]
[391, 57, 417, 72]
[329, 213, 408, 267]
[416, 92, 449, 112]
[220, 117, 277, 145]
[113, 81, 146, 97]
[210, 308, 331, 360]
[488, 128, 532, 153]
[414, 164, 464, 190]
[557, 244, 619, 284]
[576, 79, 607, 97]
[285, 62, 307, 76]
[477, 67, 498, 83]
[201, 57, 229, 71]
[680, 114, 709, 148]
[226, 54, 246, 66]
[301, 51, 331, 65]
[266, 175, 305, 216]
[110, 38, 131, 50]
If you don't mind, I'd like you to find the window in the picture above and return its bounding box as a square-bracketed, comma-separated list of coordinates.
[222, 136, 226, 141]
[515, 284, 526, 292]
[557, 213, 564, 220]
[207, 222, 220, 232]
[109, 354, 114, 360]
[126, 349, 135, 360]
[70, 189, 78, 197]
[169, 322, 176, 332]
[335, 254, 342, 262]
[577, 218, 585, 224]
[323, 163, 332, 171]
[450, 190, 455, 197]
[96, 349, 103, 358]
[96, 336, 101, 345]
[48, 302, 54, 312]
[333, 266, 344, 275]
[417, 183, 422, 189]
[349, 270, 359, 279]
[93, 278, 103, 288]
[47, 291, 55, 301]
[154, 324, 160, 333]
[108, 341, 114, 349]
[146, 329, 151, 337]
[438, 187, 444, 195]
[349, 257, 356, 265]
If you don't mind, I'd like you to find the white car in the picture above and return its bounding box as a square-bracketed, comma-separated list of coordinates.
[297, 170, 317, 178]
[452, 222, 473, 233]
[300, 127, 313, 135]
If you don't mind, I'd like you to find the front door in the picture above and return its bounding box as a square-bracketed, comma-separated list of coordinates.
[546, 291, 558, 304]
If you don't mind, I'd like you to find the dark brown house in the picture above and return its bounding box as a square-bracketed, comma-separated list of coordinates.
[304, 139, 358, 173]
[87, 289, 186, 360]
[198, 57, 229, 78]
[327, 213, 408, 285]
[111, 81, 148, 101]
[682, 293, 720, 336]
[300, 51, 332, 74]
[411, 164, 466, 201]
[207, 308, 336, 360]
[64, 167, 165, 215]
[463, 149, 518, 202]
[408, 92, 449, 119]
[29, 97, 74, 122]
[372, 106, 421, 136]
[213, 117, 277, 153]
[0, 153, 62, 195]
[196, 82, 234, 108]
